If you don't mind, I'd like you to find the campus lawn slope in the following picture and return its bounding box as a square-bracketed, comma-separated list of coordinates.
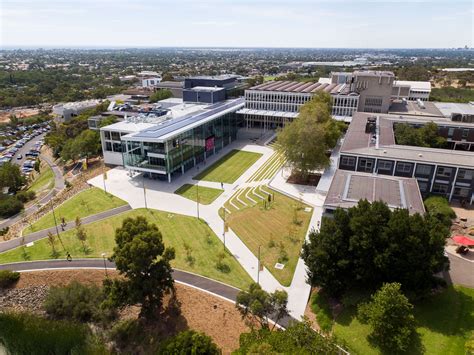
[333, 286, 474, 355]
[1, 209, 253, 290]
[175, 184, 223, 205]
[193, 149, 262, 184]
[24, 187, 127, 235]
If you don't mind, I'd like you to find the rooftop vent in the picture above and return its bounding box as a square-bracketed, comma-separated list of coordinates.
[365, 117, 377, 134]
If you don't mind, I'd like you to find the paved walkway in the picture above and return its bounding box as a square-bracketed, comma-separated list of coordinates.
[0, 152, 65, 230]
[0, 205, 131, 253]
[86, 139, 342, 320]
[0, 260, 295, 328]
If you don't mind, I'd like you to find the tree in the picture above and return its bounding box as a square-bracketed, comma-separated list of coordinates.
[47, 231, 59, 258]
[0, 162, 26, 192]
[103, 216, 175, 319]
[394, 122, 446, 148]
[149, 89, 173, 103]
[302, 200, 448, 298]
[235, 318, 340, 355]
[161, 73, 174, 81]
[157, 330, 220, 355]
[276, 91, 342, 178]
[236, 282, 288, 330]
[75, 217, 87, 253]
[357, 283, 416, 353]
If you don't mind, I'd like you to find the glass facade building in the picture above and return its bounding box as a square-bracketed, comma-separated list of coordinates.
[120, 101, 243, 181]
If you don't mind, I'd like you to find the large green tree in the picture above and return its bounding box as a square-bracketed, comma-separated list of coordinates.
[358, 283, 416, 353]
[157, 330, 220, 355]
[103, 216, 175, 319]
[149, 89, 173, 103]
[301, 200, 448, 298]
[0, 162, 26, 192]
[236, 282, 288, 330]
[394, 122, 447, 148]
[276, 91, 342, 177]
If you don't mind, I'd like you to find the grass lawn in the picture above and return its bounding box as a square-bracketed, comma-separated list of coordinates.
[222, 187, 312, 286]
[193, 150, 262, 184]
[175, 184, 223, 205]
[24, 187, 127, 235]
[0, 209, 252, 290]
[27, 162, 54, 193]
[332, 286, 474, 355]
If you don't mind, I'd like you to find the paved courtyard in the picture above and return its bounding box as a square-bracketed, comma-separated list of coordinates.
[88, 138, 339, 319]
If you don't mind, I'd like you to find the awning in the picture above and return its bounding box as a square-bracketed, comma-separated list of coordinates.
[452, 235, 474, 247]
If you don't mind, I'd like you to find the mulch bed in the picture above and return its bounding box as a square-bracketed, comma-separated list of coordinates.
[287, 173, 321, 186]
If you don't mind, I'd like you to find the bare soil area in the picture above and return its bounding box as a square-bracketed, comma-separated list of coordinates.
[1, 270, 249, 353]
[0, 108, 40, 123]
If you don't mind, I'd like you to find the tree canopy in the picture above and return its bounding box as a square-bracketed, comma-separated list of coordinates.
[0, 162, 26, 192]
[236, 282, 288, 330]
[276, 91, 343, 177]
[149, 89, 173, 103]
[301, 200, 448, 298]
[358, 283, 416, 353]
[157, 330, 220, 355]
[103, 216, 175, 319]
[235, 318, 341, 355]
[394, 122, 447, 149]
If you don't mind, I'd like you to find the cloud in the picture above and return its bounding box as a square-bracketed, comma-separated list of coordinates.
[191, 21, 237, 26]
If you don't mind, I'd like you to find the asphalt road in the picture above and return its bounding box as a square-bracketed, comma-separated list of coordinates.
[10, 132, 46, 167]
[0, 259, 296, 328]
[444, 253, 474, 288]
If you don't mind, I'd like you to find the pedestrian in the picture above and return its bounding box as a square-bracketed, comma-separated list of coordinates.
[66, 252, 72, 262]
[221, 182, 224, 189]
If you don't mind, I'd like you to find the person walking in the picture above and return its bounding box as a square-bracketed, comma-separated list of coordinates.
[66, 252, 72, 262]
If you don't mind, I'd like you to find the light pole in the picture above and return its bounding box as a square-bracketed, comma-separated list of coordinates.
[196, 182, 200, 219]
[101, 252, 108, 278]
[223, 207, 226, 251]
[50, 200, 65, 251]
[143, 178, 147, 209]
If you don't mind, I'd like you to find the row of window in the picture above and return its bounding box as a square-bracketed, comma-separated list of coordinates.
[364, 96, 383, 107]
[340, 156, 474, 181]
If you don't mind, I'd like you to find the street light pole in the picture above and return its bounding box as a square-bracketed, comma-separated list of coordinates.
[223, 207, 226, 251]
[101, 252, 108, 278]
[196, 182, 200, 219]
[50, 200, 65, 251]
[143, 178, 147, 209]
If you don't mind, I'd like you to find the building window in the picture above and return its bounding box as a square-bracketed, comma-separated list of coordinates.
[364, 97, 383, 107]
[358, 158, 374, 172]
[396, 162, 413, 174]
[341, 156, 356, 166]
[437, 167, 453, 178]
[432, 183, 449, 194]
[378, 160, 392, 171]
[105, 142, 112, 152]
[111, 131, 121, 141]
[418, 181, 429, 192]
[462, 129, 469, 139]
[415, 164, 432, 176]
[113, 142, 123, 153]
[457, 169, 473, 180]
[448, 128, 454, 137]
[454, 187, 470, 198]
[104, 131, 111, 140]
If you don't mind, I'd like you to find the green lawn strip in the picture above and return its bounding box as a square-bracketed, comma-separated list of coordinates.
[332, 286, 474, 355]
[193, 150, 262, 184]
[224, 186, 312, 286]
[2, 209, 253, 290]
[24, 187, 127, 235]
[27, 162, 54, 193]
[174, 184, 223, 205]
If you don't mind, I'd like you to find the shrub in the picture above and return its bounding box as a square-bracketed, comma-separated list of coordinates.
[0, 312, 90, 354]
[44, 281, 116, 323]
[157, 330, 220, 355]
[109, 318, 144, 350]
[424, 196, 456, 227]
[0, 270, 20, 288]
[15, 190, 36, 203]
[310, 292, 333, 333]
[0, 195, 23, 218]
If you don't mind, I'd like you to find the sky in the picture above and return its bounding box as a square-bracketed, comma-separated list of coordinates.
[1, 0, 473, 49]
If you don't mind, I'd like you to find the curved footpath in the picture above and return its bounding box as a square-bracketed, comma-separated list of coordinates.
[0, 259, 295, 328]
[0, 153, 65, 230]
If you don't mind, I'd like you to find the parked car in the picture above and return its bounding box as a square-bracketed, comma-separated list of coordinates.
[17, 154, 23, 160]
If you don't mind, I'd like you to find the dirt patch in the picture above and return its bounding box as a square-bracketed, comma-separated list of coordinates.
[2, 270, 249, 353]
[287, 173, 321, 186]
[0, 108, 40, 123]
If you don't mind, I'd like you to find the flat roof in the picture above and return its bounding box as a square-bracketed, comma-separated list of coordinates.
[121, 98, 244, 142]
[249, 80, 357, 95]
[188, 86, 225, 92]
[434, 102, 474, 117]
[341, 112, 474, 168]
[389, 101, 444, 117]
[325, 170, 425, 215]
[394, 80, 431, 91]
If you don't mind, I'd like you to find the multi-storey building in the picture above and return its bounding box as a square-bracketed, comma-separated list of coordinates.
[238, 81, 359, 130]
[338, 112, 474, 204]
[392, 80, 431, 101]
[100, 97, 244, 182]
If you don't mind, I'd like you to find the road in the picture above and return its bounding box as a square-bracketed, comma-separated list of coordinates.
[0, 137, 65, 230]
[444, 252, 474, 288]
[0, 259, 296, 328]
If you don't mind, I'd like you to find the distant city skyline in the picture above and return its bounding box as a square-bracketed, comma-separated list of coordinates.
[1, 0, 473, 49]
